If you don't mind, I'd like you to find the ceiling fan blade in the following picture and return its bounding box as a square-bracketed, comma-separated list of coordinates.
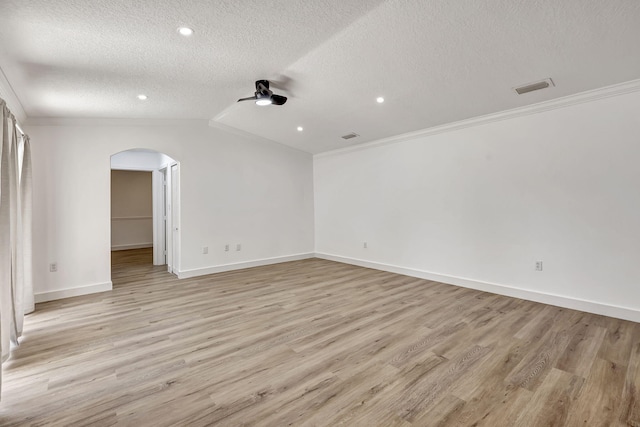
[271, 94, 287, 105]
[269, 74, 296, 97]
[237, 96, 257, 103]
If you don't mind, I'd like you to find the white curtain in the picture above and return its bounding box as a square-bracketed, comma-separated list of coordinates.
[19, 136, 34, 316]
[0, 98, 34, 396]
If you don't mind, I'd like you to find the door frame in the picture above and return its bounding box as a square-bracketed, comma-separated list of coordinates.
[110, 150, 180, 274]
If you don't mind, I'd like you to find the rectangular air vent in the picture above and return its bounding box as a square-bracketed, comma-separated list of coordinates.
[341, 132, 359, 140]
[514, 78, 554, 95]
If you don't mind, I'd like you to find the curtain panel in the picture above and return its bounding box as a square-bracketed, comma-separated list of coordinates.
[0, 98, 34, 398]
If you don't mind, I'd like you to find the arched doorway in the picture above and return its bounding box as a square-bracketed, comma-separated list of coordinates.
[110, 149, 180, 274]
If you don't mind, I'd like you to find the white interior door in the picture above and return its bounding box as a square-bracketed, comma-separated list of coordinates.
[162, 170, 167, 265]
[152, 168, 167, 265]
[166, 167, 173, 273]
[170, 163, 180, 274]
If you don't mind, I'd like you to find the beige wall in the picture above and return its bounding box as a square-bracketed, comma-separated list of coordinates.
[111, 170, 153, 250]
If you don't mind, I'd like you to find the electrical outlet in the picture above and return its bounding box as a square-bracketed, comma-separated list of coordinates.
[535, 261, 543, 271]
[224, 244, 229, 252]
[49, 263, 57, 272]
[202, 246, 208, 254]
[236, 243, 241, 251]
[363, 242, 368, 249]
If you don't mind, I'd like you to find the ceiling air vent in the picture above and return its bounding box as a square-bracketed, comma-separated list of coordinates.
[341, 132, 359, 140]
[514, 78, 554, 95]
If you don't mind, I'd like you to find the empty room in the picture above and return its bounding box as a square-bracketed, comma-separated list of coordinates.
[0, 0, 639, 425]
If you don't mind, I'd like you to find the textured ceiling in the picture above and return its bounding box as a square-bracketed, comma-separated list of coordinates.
[1, 0, 640, 153]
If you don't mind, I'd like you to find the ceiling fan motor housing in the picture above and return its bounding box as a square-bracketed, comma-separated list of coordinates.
[255, 80, 271, 96]
[237, 79, 287, 105]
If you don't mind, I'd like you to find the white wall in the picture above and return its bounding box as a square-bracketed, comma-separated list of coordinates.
[26, 119, 314, 301]
[111, 170, 153, 250]
[314, 89, 640, 321]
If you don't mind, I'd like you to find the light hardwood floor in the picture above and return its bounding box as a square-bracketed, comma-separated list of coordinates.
[1, 248, 639, 426]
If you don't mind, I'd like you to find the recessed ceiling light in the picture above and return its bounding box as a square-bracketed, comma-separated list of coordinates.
[376, 97, 384, 103]
[177, 27, 194, 36]
[297, 126, 304, 132]
[137, 94, 148, 100]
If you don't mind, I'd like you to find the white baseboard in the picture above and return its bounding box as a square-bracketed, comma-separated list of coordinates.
[177, 253, 315, 279]
[316, 253, 640, 323]
[111, 243, 153, 251]
[35, 281, 113, 303]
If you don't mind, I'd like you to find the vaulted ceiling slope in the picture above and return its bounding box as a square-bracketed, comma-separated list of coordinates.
[1, 0, 639, 153]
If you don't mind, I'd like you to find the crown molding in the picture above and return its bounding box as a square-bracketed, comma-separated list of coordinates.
[24, 117, 209, 127]
[315, 78, 640, 158]
[0, 65, 27, 124]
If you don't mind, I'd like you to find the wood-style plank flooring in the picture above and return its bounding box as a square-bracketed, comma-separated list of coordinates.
[1, 248, 639, 426]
